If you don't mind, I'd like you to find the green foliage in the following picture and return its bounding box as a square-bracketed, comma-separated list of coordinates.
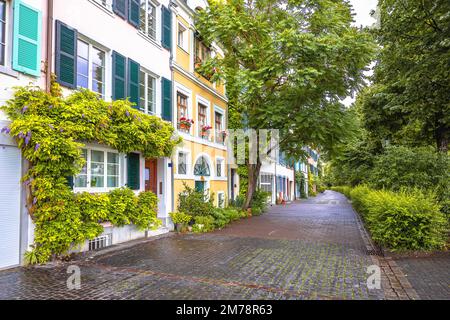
[251, 190, 270, 216]
[76, 193, 110, 222]
[107, 188, 136, 226]
[177, 183, 215, 217]
[308, 171, 317, 197]
[1, 84, 179, 263]
[169, 212, 192, 226]
[195, 0, 376, 208]
[368, 146, 449, 193]
[336, 186, 448, 251]
[134, 191, 161, 231]
[192, 216, 215, 233]
[371, 0, 450, 152]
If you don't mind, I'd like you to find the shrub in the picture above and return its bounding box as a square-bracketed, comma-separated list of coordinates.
[107, 188, 137, 226]
[192, 216, 215, 233]
[178, 183, 215, 217]
[76, 192, 110, 222]
[251, 190, 270, 215]
[331, 186, 352, 198]
[169, 212, 192, 225]
[133, 191, 161, 231]
[348, 186, 448, 251]
[212, 209, 231, 229]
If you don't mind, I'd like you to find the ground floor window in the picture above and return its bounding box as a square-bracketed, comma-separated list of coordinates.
[260, 173, 273, 194]
[218, 192, 225, 208]
[75, 148, 121, 190]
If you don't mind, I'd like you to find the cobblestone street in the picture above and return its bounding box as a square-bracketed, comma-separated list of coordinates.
[0, 191, 447, 300]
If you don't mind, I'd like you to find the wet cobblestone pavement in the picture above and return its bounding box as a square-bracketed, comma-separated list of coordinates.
[394, 254, 450, 300]
[0, 191, 392, 300]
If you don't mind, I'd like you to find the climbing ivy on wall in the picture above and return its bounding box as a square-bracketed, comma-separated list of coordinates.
[1, 82, 181, 264]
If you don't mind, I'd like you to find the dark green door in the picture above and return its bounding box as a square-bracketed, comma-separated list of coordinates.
[195, 181, 206, 193]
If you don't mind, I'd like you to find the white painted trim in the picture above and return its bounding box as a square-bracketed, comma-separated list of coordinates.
[178, 131, 227, 151]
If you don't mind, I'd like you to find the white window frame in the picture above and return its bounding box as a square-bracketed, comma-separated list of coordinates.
[174, 148, 192, 179]
[196, 95, 211, 138]
[0, 0, 7, 68]
[177, 22, 188, 52]
[93, 0, 113, 11]
[215, 156, 225, 178]
[74, 146, 123, 193]
[174, 82, 193, 135]
[76, 36, 108, 99]
[217, 191, 225, 208]
[213, 105, 225, 144]
[139, 0, 157, 41]
[139, 68, 158, 115]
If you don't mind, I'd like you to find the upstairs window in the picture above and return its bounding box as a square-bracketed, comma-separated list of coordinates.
[177, 23, 188, 51]
[140, 0, 156, 40]
[194, 35, 210, 66]
[215, 111, 224, 144]
[0, 0, 5, 66]
[139, 69, 156, 114]
[76, 39, 105, 98]
[95, 0, 112, 11]
[177, 92, 189, 131]
[198, 103, 209, 139]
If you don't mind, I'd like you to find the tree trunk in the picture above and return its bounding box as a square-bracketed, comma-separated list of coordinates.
[436, 125, 448, 153]
[243, 161, 262, 210]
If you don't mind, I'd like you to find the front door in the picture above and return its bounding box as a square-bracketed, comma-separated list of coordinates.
[145, 159, 158, 194]
[195, 181, 206, 193]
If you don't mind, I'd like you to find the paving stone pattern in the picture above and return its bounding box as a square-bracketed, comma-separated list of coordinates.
[0, 191, 445, 300]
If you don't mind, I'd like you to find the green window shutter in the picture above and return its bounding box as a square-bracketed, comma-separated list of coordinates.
[127, 59, 140, 109]
[66, 176, 74, 189]
[113, 0, 127, 20]
[112, 51, 126, 100]
[161, 77, 172, 122]
[12, 0, 42, 77]
[128, 0, 140, 28]
[127, 153, 140, 190]
[161, 6, 172, 50]
[55, 20, 77, 88]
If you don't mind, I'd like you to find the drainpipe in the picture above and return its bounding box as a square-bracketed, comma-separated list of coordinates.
[45, 0, 54, 93]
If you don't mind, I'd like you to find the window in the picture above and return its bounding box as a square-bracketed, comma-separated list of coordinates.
[260, 174, 273, 194]
[0, 0, 6, 66]
[194, 35, 210, 66]
[177, 92, 189, 132]
[177, 23, 187, 51]
[139, 70, 156, 114]
[76, 39, 105, 97]
[178, 152, 187, 175]
[74, 148, 121, 190]
[140, 0, 156, 40]
[215, 111, 224, 144]
[94, 0, 112, 10]
[216, 158, 224, 177]
[194, 156, 210, 177]
[218, 192, 225, 208]
[198, 103, 208, 139]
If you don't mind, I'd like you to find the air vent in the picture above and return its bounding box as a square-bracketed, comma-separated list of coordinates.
[89, 234, 112, 251]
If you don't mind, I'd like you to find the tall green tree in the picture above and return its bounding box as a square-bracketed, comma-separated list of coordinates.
[196, 0, 375, 208]
[367, 0, 450, 152]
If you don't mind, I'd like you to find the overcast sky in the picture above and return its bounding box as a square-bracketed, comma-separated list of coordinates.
[342, 0, 378, 106]
[349, 0, 378, 27]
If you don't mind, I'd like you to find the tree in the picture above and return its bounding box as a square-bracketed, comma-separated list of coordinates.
[196, 0, 375, 208]
[369, 0, 450, 152]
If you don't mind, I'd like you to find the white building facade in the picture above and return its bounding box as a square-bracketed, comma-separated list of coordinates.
[0, 0, 178, 269]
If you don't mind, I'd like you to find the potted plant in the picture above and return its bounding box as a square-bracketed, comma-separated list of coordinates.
[169, 212, 192, 233]
[179, 117, 194, 131]
[201, 125, 212, 137]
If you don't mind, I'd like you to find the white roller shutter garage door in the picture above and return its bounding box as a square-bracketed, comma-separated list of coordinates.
[0, 145, 22, 269]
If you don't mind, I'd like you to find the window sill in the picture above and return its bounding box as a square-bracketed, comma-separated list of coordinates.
[177, 45, 189, 55]
[0, 66, 19, 78]
[137, 31, 162, 49]
[88, 0, 114, 17]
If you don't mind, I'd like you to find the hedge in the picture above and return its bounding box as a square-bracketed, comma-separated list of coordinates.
[332, 186, 448, 251]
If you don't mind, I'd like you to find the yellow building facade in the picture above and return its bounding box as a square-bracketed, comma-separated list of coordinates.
[172, 0, 229, 210]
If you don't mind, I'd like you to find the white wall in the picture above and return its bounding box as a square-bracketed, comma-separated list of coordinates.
[52, 0, 172, 115]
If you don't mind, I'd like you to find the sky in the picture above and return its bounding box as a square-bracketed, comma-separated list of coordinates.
[342, 0, 378, 106]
